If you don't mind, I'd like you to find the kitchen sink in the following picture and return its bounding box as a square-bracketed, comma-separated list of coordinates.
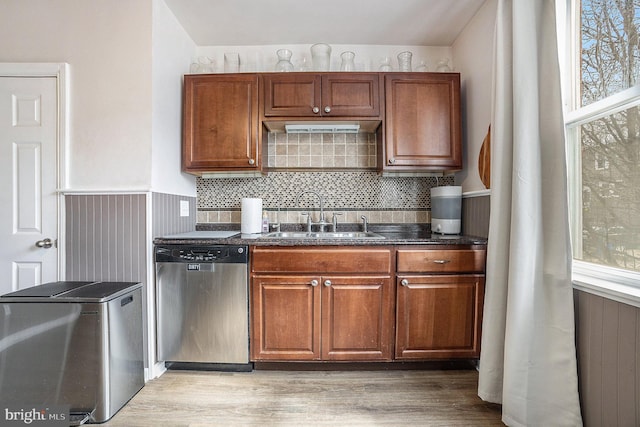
[261, 231, 386, 239]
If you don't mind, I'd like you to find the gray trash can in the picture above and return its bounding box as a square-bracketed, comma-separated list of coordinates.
[0, 281, 144, 425]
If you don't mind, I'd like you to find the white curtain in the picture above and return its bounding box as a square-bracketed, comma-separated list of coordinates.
[477, 1, 583, 426]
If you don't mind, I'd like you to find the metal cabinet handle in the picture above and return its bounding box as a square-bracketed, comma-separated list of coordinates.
[324, 106, 331, 113]
[248, 159, 255, 165]
[324, 280, 332, 287]
[35, 238, 54, 249]
[310, 279, 319, 287]
[401, 279, 409, 286]
[312, 107, 320, 114]
[433, 259, 451, 264]
[388, 158, 396, 164]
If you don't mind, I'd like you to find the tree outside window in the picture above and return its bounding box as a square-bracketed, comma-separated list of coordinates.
[574, 0, 640, 271]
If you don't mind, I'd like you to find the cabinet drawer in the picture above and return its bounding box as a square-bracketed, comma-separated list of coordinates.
[252, 247, 391, 274]
[397, 249, 485, 273]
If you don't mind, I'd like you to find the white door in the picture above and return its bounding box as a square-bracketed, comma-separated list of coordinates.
[0, 77, 58, 294]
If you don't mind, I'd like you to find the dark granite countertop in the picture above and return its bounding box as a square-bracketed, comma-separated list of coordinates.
[153, 224, 487, 247]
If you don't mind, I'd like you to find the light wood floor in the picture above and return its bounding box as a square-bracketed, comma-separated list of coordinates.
[103, 368, 503, 426]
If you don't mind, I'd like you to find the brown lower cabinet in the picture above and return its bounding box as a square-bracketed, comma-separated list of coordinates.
[250, 247, 393, 361]
[250, 274, 321, 360]
[250, 245, 486, 363]
[395, 274, 485, 359]
[395, 247, 486, 360]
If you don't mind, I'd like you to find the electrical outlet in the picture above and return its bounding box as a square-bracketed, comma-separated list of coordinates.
[180, 200, 190, 217]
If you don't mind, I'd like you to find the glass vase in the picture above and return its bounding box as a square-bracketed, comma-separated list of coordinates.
[340, 51, 356, 71]
[436, 59, 451, 72]
[397, 51, 413, 72]
[311, 43, 331, 71]
[275, 49, 294, 72]
[379, 57, 393, 71]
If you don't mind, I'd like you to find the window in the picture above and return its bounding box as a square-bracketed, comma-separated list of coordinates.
[563, 0, 640, 301]
[594, 152, 609, 170]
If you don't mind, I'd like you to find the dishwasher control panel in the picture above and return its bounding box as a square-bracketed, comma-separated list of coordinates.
[155, 245, 248, 264]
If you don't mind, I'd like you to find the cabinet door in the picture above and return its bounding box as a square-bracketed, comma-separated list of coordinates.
[321, 275, 393, 361]
[395, 275, 484, 359]
[262, 73, 380, 118]
[263, 74, 321, 117]
[321, 74, 380, 117]
[250, 275, 321, 361]
[383, 73, 462, 171]
[183, 74, 259, 172]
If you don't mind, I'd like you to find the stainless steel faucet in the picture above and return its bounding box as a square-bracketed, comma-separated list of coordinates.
[332, 212, 343, 232]
[271, 204, 281, 232]
[361, 215, 369, 232]
[296, 191, 329, 232]
[267, 197, 281, 232]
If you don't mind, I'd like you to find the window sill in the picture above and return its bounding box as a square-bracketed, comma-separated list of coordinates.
[572, 261, 640, 308]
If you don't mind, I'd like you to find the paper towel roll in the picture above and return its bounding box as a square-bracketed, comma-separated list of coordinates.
[241, 198, 263, 234]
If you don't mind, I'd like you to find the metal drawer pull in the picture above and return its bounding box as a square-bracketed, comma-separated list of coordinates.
[324, 280, 332, 287]
[433, 259, 451, 264]
[310, 279, 319, 287]
[401, 279, 409, 286]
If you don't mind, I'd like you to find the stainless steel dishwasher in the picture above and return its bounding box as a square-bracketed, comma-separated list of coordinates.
[155, 244, 250, 370]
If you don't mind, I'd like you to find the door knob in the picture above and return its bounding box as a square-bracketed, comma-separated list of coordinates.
[312, 107, 320, 114]
[324, 280, 332, 287]
[324, 106, 331, 113]
[35, 238, 54, 249]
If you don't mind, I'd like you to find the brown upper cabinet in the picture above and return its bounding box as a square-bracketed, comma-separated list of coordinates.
[382, 73, 462, 172]
[182, 72, 463, 175]
[182, 74, 260, 174]
[262, 73, 381, 118]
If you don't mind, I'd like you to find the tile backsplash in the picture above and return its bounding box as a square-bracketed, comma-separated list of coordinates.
[197, 170, 454, 225]
[267, 132, 377, 169]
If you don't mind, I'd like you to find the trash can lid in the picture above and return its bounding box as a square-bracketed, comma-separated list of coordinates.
[0, 281, 142, 302]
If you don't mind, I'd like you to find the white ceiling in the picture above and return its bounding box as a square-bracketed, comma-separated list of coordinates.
[163, 0, 487, 46]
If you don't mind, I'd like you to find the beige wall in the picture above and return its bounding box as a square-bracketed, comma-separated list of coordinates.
[152, 0, 197, 196]
[452, 0, 497, 193]
[0, 0, 496, 194]
[0, 0, 153, 191]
